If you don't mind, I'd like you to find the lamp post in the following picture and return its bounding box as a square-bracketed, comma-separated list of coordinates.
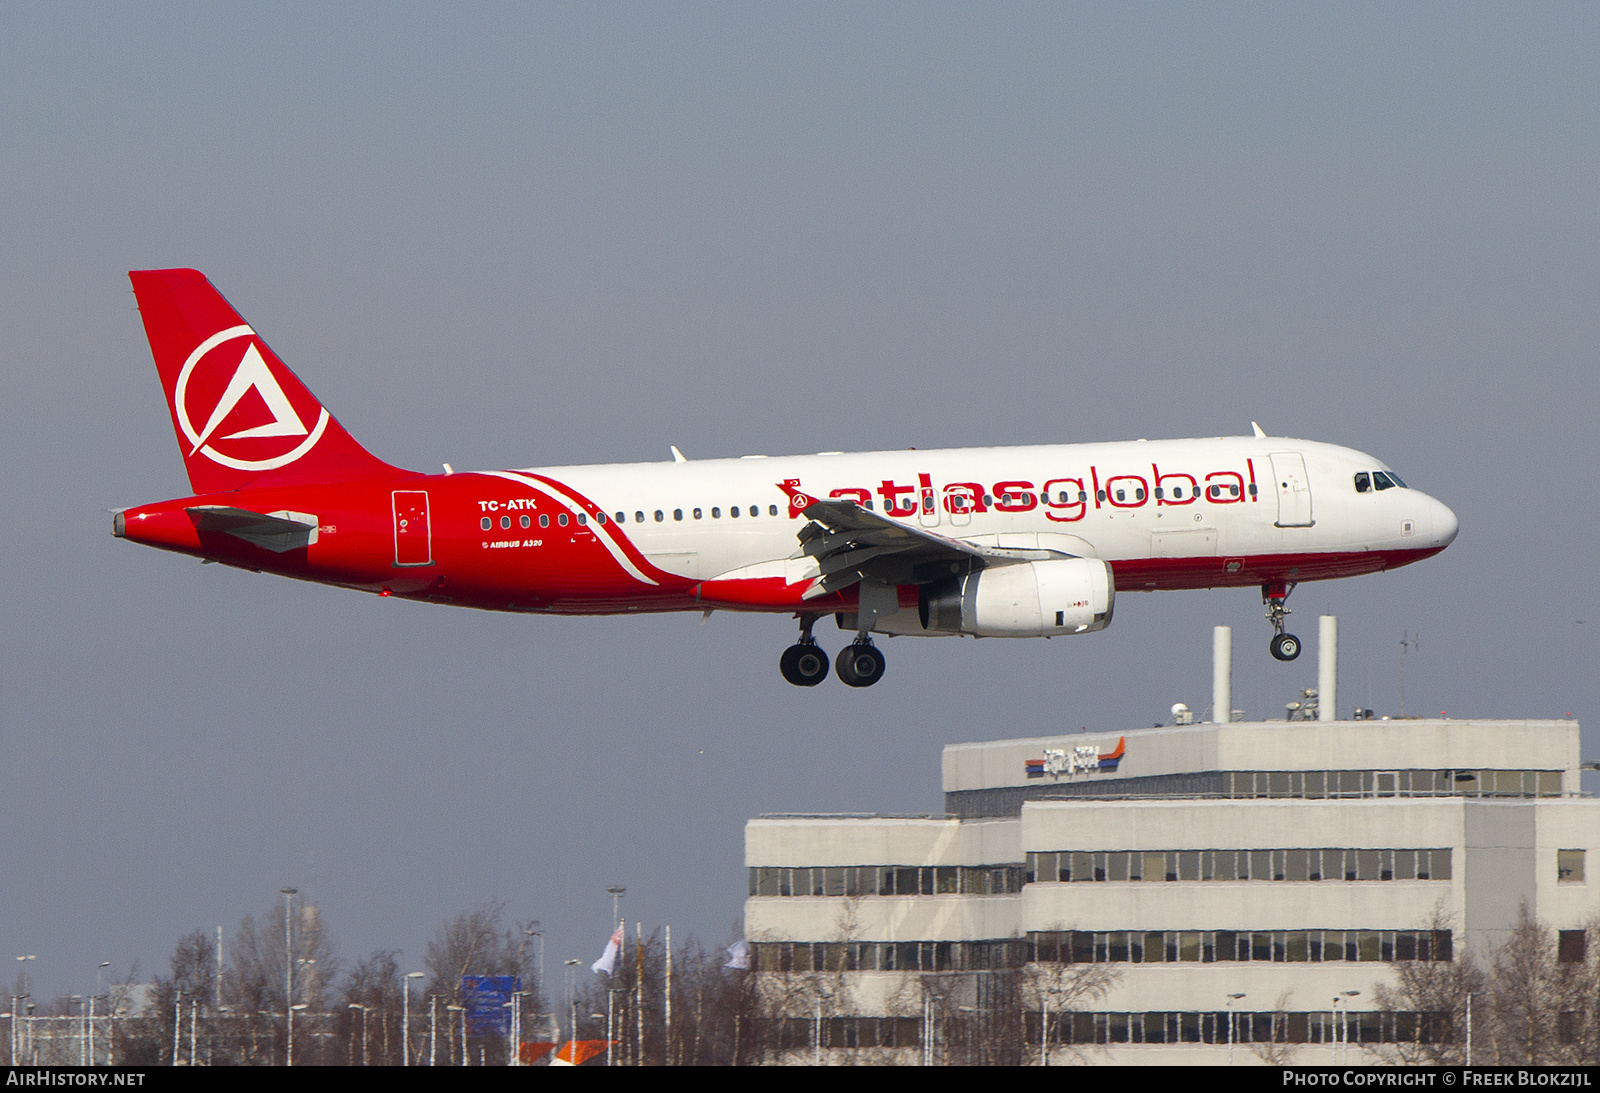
[402, 972, 424, 1066]
[445, 1004, 464, 1065]
[279, 889, 298, 1015]
[287, 1003, 308, 1066]
[1226, 993, 1246, 1066]
[1332, 991, 1360, 1065]
[348, 1003, 370, 1065]
[564, 959, 581, 1053]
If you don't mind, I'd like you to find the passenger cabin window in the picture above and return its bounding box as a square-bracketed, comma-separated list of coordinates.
[539, 514, 549, 528]
[750, 505, 759, 517]
[520, 515, 530, 529]
[694, 508, 703, 519]
[635, 511, 644, 523]
[654, 510, 664, 522]
[769, 504, 779, 516]
[730, 506, 740, 518]
[614, 512, 625, 523]
[674, 509, 683, 521]
[712, 507, 721, 518]
[1354, 473, 1371, 493]
[500, 516, 510, 529]
[558, 514, 568, 527]
[595, 512, 606, 524]
[480, 517, 491, 530]
[577, 514, 587, 525]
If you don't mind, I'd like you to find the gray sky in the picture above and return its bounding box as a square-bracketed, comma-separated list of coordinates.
[2, 2, 1596, 1004]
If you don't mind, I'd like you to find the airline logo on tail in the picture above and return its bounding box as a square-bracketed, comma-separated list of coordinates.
[174, 324, 330, 472]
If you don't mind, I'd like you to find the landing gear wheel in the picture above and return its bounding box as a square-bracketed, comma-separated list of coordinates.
[780, 643, 830, 687]
[1270, 633, 1301, 661]
[835, 642, 886, 688]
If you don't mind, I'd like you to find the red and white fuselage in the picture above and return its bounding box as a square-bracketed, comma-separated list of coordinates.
[114, 270, 1457, 680]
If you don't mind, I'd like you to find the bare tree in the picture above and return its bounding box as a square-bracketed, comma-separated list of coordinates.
[1025, 956, 1119, 1065]
[422, 901, 540, 1065]
[1372, 908, 1599, 1066]
[340, 950, 401, 1065]
[1249, 990, 1300, 1066]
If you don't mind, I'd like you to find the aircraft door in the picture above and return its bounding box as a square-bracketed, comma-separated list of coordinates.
[392, 490, 433, 566]
[918, 476, 941, 528]
[1268, 453, 1314, 527]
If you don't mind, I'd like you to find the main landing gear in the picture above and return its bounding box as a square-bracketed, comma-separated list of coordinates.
[835, 638, 886, 688]
[779, 614, 887, 687]
[780, 613, 830, 687]
[1263, 580, 1301, 661]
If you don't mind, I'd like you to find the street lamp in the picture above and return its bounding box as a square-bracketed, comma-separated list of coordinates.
[1226, 993, 1246, 1066]
[402, 972, 424, 1066]
[564, 959, 581, 1051]
[1332, 991, 1360, 1064]
[279, 889, 298, 1011]
[287, 1003, 308, 1066]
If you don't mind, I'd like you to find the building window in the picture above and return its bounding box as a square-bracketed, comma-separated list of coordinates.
[1558, 849, 1585, 883]
[1558, 930, 1587, 964]
[1026, 848, 1450, 884]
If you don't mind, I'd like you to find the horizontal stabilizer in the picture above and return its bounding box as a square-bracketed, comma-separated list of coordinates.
[187, 506, 319, 553]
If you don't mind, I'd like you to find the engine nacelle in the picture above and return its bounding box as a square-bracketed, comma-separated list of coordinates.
[918, 558, 1115, 638]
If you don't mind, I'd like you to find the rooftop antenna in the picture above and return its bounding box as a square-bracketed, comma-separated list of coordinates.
[1399, 631, 1420, 717]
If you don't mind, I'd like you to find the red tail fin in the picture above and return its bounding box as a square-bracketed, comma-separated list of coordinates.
[129, 268, 409, 494]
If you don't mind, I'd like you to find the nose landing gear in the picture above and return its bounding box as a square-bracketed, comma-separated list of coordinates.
[1264, 580, 1301, 661]
[779, 613, 830, 687]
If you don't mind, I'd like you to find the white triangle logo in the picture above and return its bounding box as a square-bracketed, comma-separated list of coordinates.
[188, 342, 309, 456]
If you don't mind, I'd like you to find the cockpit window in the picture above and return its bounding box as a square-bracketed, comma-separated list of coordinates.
[1354, 472, 1371, 493]
[1372, 471, 1398, 491]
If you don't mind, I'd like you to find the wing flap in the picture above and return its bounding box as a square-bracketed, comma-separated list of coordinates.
[775, 483, 1078, 592]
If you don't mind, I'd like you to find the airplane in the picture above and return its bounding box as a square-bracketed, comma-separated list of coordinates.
[114, 269, 1459, 688]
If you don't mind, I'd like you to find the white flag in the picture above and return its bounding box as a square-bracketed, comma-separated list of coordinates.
[592, 925, 623, 975]
[724, 939, 751, 970]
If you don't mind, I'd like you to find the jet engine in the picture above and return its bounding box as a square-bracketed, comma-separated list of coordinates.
[918, 558, 1115, 638]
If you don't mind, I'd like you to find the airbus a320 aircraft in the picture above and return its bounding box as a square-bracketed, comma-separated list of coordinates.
[115, 269, 1458, 688]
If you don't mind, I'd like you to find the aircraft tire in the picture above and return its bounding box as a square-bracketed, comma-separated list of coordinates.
[1270, 633, 1301, 661]
[836, 644, 886, 688]
[780, 643, 830, 687]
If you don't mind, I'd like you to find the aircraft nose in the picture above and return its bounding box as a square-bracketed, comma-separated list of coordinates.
[1430, 495, 1459, 548]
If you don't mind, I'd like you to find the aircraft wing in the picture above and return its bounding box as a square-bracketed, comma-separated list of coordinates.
[778, 485, 1067, 599]
[187, 505, 320, 553]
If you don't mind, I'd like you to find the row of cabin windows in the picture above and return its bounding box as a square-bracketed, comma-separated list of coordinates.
[749, 864, 1024, 898]
[481, 513, 590, 531]
[476, 485, 1261, 529]
[615, 504, 781, 523]
[1029, 929, 1453, 965]
[1354, 470, 1407, 492]
[478, 505, 784, 531]
[1027, 847, 1452, 884]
